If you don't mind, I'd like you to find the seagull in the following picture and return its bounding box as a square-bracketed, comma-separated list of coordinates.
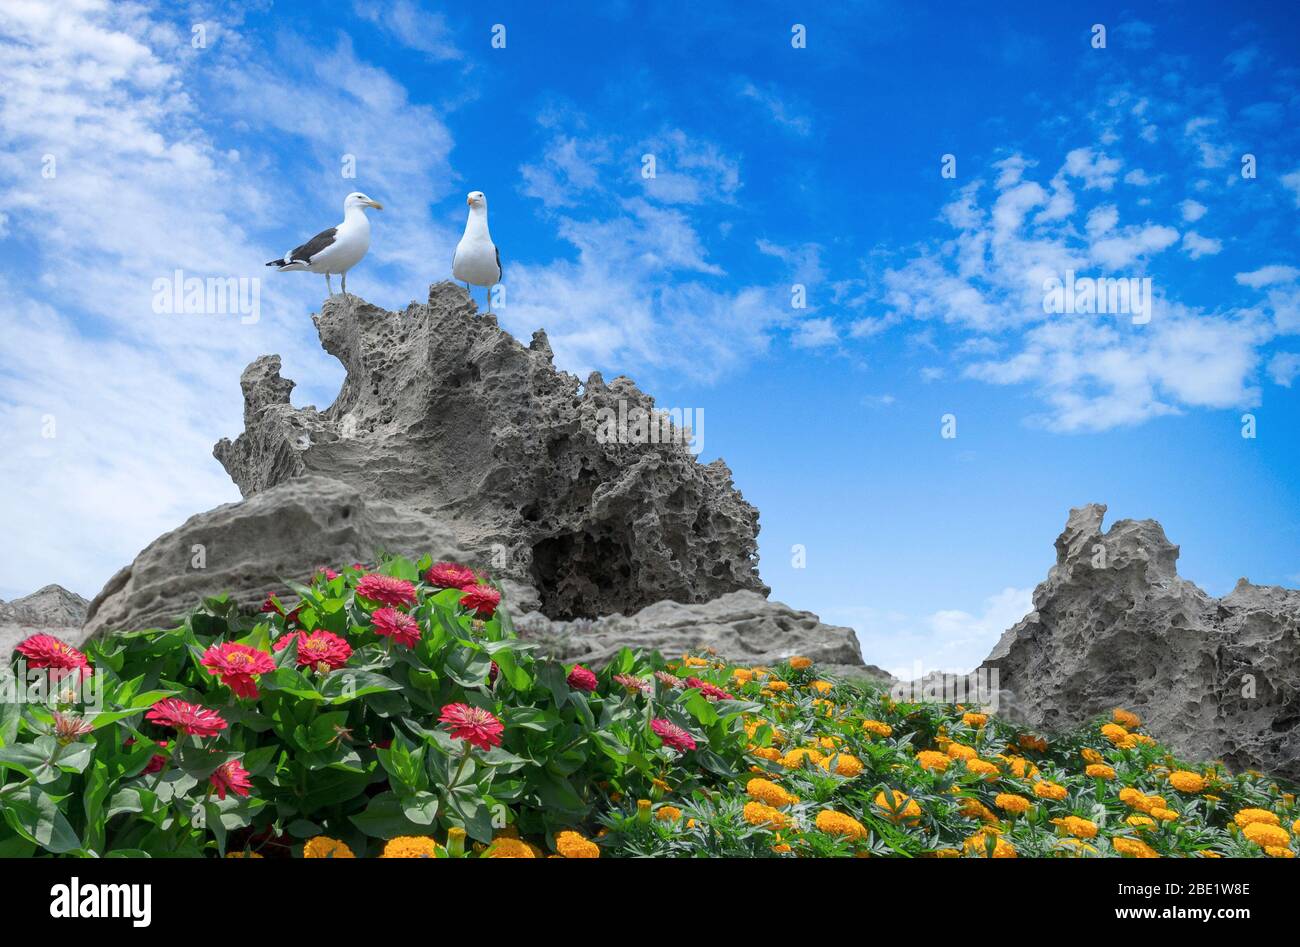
[452, 190, 501, 312]
[266, 192, 383, 297]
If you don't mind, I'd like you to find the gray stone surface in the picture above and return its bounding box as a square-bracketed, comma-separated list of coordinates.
[515, 590, 884, 680]
[1, 585, 89, 658]
[213, 283, 767, 619]
[80, 474, 539, 641]
[981, 503, 1300, 780]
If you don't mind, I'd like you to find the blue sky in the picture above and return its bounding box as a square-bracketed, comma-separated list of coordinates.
[1, 1, 1297, 674]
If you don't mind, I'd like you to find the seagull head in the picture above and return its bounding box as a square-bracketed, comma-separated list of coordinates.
[345, 191, 383, 211]
[466, 191, 487, 210]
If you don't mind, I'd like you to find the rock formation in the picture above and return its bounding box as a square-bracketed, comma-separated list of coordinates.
[515, 590, 891, 684]
[214, 282, 767, 619]
[1, 585, 88, 659]
[982, 504, 1300, 780]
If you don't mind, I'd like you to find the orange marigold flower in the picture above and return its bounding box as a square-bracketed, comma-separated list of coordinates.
[961, 712, 988, 728]
[1242, 823, 1290, 848]
[766, 680, 790, 692]
[809, 680, 833, 694]
[819, 753, 864, 778]
[916, 750, 950, 772]
[747, 777, 799, 807]
[995, 793, 1032, 816]
[1017, 733, 1048, 752]
[656, 806, 682, 822]
[485, 838, 536, 858]
[1081, 748, 1105, 765]
[381, 836, 442, 858]
[946, 742, 978, 761]
[1085, 764, 1116, 780]
[744, 802, 789, 830]
[1233, 808, 1280, 829]
[1100, 723, 1130, 745]
[1113, 836, 1160, 858]
[963, 828, 1016, 858]
[1034, 780, 1068, 801]
[303, 836, 355, 858]
[1003, 756, 1039, 779]
[966, 759, 1000, 779]
[1052, 816, 1099, 839]
[788, 656, 812, 670]
[874, 789, 922, 824]
[862, 719, 893, 738]
[1150, 807, 1179, 822]
[1112, 708, 1142, 730]
[554, 830, 600, 858]
[779, 748, 825, 769]
[1126, 815, 1156, 829]
[815, 810, 867, 840]
[1265, 846, 1295, 858]
[751, 746, 781, 761]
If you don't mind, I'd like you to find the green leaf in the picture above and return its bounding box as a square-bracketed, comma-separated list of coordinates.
[2, 787, 82, 854]
[349, 791, 430, 838]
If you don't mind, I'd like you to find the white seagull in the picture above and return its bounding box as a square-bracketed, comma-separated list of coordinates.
[266, 192, 383, 296]
[452, 190, 501, 312]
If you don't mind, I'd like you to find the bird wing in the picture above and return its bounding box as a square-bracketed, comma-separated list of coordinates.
[495, 244, 502, 281]
[286, 227, 338, 264]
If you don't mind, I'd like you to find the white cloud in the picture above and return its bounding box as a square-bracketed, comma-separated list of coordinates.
[790, 317, 838, 349]
[1235, 265, 1300, 289]
[1182, 230, 1223, 259]
[1062, 147, 1122, 190]
[1179, 199, 1208, 222]
[737, 79, 811, 136]
[1268, 352, 1300, 387]
[1281, 168, 1300, 208]
[1123, 168, 1159, 186]
[351, 0, 461, 60]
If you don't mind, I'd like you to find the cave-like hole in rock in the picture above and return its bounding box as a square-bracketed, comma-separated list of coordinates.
[530, 531, 637, 620]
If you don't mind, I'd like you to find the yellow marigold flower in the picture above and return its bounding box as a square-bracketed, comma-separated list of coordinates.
[1033, 780, 1068, 801]
[1002, 756, 1039, 779]
[1057, 838, 1098, 856]
[771, 842, 792, 854]
[815, 809, 868, 840]
[744, 801, 789, 830]
[1242, 823, 1290, 848]
[1112, 708, 1141, 729]
[767, 681, 790, 693]
[1150, 807, 1179, 822]
[1138, 795, 1168, 814]
[555, 830, 600, 858]
[811, 698, 836, 717]
[1233, 808, 1280, 829]
[751, 746, 781, 761]
[813, 735, 841, 750]
[1126, 815, 1156, 829]
[1100, 723, 1130, 745]
[789, 656, 812, 670]
[962, 712, 988, 728]
[483, 837, 535, 858]
[916, 750, 950, 772]
[1265, 846, 1295, 858]
[651, 777, 672, 793]
[1052, 816, 1099, 839]
[809, 680, 833, 694]
[1198, 849, 1222, 858]
[732, 668, 754, 684]
[862, 719, 893, 738]
[779, 748, 825, 769]
[225, 851, 263, 858]
[1081, 748, 1105, 765]
[963, 828, 1016, 858]
[382, 836, 443, 858]
[747, 777, 799, 807]
[819, 753, 864, 778]
[1131, 734, 1156, 746]
[874, 789, 922, 824]
[995, 793, 1032, 816]
[656, 805, 683, 822]
[965, 759, 1000, 780]
[303, 836, 355, 859]
[931, 848, 961, 858]
[946, 742, 978, 761]
[1085, 764, 1116, 780]
[682, 655, 709, 667]
[1294, 819, 1300, 835]
[1113, 836, 1159, 858]
[1118, 787, 1147, 807]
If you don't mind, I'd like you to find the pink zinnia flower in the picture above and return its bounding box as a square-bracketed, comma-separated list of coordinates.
[146, 698, 228, 738]
[201, 642, 275, 699]
[14, 634, 90, 681]
[210, 759, 253, 800]
[567, 665, 598, 692]
[314, 566, 340, 582]
[372, 607, 421, 647]
[260, 594, 303, 625]
[459, 584, 501, 619]
[51, 712, 95, 745]
[273, 630, 352, 671]
[614, 673, 651, 695]
[439, 702, 504, 751]
[654, 671, 684, 689]
[651, 718, 697, 753]
[686, 677, 734, 701]
[426, 562, 478, 590]
[356, 574, 417, 608]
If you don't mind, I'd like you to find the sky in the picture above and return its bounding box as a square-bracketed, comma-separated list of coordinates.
[0, 0, 1297, 676]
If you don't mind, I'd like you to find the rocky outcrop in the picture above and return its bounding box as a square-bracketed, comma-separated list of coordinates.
[213, 283, 766, 620]
[982, 504, 1300, 780]
[1, 585, 89, 658]
[81, 475, 539, 641]
[516, 590, 889, 683]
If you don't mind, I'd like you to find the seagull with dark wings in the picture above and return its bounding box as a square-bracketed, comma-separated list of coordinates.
[266, 192, 383, 296]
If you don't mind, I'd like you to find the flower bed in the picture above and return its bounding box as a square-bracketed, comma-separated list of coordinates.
[0, 556, 1295, 858]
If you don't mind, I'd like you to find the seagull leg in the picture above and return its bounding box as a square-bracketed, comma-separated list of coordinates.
[486, 284, 493, 314]
[341, 271, 347, 296]
[326, 273, 334, 296]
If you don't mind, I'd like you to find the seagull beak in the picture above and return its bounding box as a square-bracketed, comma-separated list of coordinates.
[366, 199, 384, 210]
[466, 196, 473, 206]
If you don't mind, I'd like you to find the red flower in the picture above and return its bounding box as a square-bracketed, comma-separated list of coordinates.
[126, 737, 170, 774]
[145, 698, 228, 737]
[686, 677, 734, 701]
[314, 566, 340, 581]
[439, 702, 504, 751]
[651, 718, 697, 753]
[459, 584, 501, 619]
[273, 630, 351, 670]
[201, 642, 275, 699]
[260, 594, 303, 625]
[14, 634, 90, 681]
[426, 562, 478, 590]
[614, 673, 651, 695]
[210, 759, 253, 800]
[356, 574, 417, 608]
[372, 607, 421, 647]
[567, 665, 598, 692]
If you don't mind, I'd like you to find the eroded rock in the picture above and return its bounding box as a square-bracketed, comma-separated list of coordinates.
[1, 585, 88, 659]
[982, 504, 1300, 779]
